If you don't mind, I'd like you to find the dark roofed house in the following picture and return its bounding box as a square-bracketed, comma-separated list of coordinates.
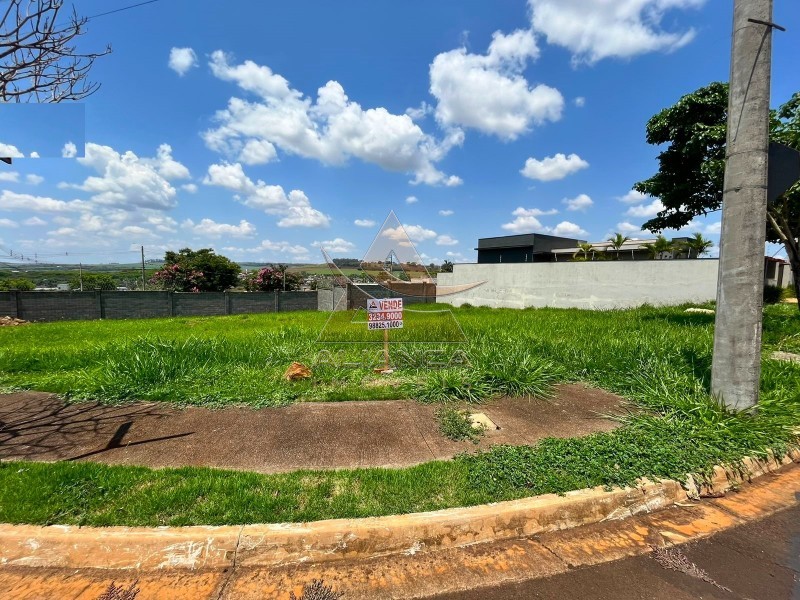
[476, 234, 586, 264]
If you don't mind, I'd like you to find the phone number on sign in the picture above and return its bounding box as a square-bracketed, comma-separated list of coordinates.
[368, 320, 404, 330]
[368, 311, 403, 321]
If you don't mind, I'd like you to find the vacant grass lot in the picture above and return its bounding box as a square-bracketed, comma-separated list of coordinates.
[0, 303, 798, 526]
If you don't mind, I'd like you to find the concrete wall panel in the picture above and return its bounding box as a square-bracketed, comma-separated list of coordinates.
[437, 260, 719, 309]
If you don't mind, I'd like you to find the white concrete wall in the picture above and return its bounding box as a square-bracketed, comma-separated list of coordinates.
[436, 260, 719, 309]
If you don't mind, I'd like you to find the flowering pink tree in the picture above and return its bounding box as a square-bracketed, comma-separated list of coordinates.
[150, 264, 204, 293]
[240, 266, 302, 291]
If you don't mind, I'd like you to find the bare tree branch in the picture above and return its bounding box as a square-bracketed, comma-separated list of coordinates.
[0, 0, 111, 103]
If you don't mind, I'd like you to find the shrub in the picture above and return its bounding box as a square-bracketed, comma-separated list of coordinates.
[437, 407, 485, 443]
[764, 285, 785, 305]
[0, 277, 35, 291]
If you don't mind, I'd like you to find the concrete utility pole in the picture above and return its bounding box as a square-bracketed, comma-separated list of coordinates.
[141, 246, 146, 291]
[711, 0, 775, 410]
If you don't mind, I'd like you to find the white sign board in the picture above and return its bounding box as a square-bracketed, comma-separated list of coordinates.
[367, 297, 403, 330]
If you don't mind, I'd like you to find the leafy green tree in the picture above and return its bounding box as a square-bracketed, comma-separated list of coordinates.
[682, 233, 714, 259]
[634, 83, 800, 304]
[68, 273, 116, 290]
[440, 260, 454, 273]
[152, 248, 240, 292]
[0, 277, 35, 290]
[606, 233, 630, 260]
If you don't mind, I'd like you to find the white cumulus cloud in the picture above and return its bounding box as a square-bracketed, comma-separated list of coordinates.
[63, 143, 190, 211]
[0, 171, 19, 182]
[563, 193, 593, 211]
[26, 174, 44, 185]
[521, 153, 588, 181]
[383, 224, 437, 243]
[313, 238, 356, 254]
[204, 51, 462, 187]
[354, 219, 376, 227]
[617, 189, 651, 203]
[182, 218, 256, 238]
[501, 207, 553, 233]
[62, 142, 77, 158]
[238, 139, 278, 165]
[203, 161, 329, 228]
[405, 195, 419, 204]
[169, 47, 198, 76]
[439, 210, 454, 216]
[0, 190, 87, 213]
[528, 0, 704, 65]
[224, 239, 311, 262]
[552, 221, 587, 237]
[430, 29, 563, 140]
[0, 143, 24, 158]
[626, 199, 664, 217]
[616, 221, 646, 234]
[436, 235, 459, 246]
[23, 216, 47, 226]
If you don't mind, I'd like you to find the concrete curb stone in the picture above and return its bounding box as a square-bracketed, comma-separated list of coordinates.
[0, 450, 798, 572]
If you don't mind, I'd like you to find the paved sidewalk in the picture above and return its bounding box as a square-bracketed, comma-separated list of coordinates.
[0, 384, 620, 473]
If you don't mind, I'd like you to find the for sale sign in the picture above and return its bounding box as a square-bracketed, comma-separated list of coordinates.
[367, 298, 404, 330]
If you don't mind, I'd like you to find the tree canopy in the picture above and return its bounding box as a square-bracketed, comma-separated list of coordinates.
[634, 83, 800, 301]
[633, 82, 728, 232]
[241, 266, 302, 292]
[1, 0, 111, 103]
[151, 248, 240, 292]
[69, 273, 115, 290]
[0, 277, 35, 291]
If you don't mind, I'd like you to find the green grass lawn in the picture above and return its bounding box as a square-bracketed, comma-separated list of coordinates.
[0, 303, 798, 526]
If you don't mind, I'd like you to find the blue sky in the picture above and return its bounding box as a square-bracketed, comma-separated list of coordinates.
[1, 0, 798, 265]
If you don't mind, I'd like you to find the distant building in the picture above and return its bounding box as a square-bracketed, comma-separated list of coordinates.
[764, 256, 794, 288]
[476, 233, 694, 263]
[470, 233, 793, 289]
[475, 234, 584, 263]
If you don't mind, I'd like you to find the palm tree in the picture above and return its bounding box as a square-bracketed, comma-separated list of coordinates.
[573, 242, 595, 261]
[606, 233, 630, 260]
[683, 233, 713, 259]
[642, 235, 674, 260]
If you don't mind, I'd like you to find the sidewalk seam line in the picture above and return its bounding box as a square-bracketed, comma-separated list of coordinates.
[410, 406, 438, 461]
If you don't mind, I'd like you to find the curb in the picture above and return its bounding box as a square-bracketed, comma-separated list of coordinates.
[1, 449, 798, 572]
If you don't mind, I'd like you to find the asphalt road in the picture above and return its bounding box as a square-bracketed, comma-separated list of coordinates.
[426, 502, 800, 600]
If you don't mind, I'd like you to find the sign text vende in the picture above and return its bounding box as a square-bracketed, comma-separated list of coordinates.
[367, 298, 403, 312]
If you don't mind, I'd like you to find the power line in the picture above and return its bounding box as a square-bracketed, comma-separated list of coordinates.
[0, 245, 144, 265]
[87, 0, 162, 20]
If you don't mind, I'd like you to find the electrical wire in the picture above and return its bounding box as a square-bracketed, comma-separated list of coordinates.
[86, 0, 162, 20]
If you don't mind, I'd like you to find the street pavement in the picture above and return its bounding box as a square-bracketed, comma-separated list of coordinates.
[427, 500, 800, 600]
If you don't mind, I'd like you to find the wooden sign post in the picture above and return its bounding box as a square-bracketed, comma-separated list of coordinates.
[367, 297, 403, 373]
